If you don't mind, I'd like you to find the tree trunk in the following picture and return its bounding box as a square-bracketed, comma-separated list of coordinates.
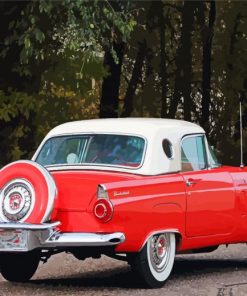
[181, 1, 195, 121]
[200, 1, 216, 133]
[168, 55, 182, 119]
[159, 3, 167, 118]
[168, 1, 195, 120]
[99, 41, 124, 118]
[121, 41, 146, 117]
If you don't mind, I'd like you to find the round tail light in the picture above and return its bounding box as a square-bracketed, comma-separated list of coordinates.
[93, 199, 113, 223]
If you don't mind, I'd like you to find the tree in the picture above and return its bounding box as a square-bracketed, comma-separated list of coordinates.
[196, 1, 216, 134]
[1, 0, 247, 166]
[168, 1, 196, 120]
[100, 41, 125, 118]
[121, 40, 146, 117]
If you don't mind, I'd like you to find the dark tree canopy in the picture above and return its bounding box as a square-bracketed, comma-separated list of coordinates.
[0, 0, 247, 166]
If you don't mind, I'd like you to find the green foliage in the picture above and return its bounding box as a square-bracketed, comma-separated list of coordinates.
[3, 0, 137, 65]
[0, 91, 38, 122]
[0, 87, 99, 166]
[0, 91, 41, 163]
[1, 0, 247, 166]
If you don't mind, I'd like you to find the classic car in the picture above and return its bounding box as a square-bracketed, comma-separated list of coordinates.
[0, 118, 246, 288]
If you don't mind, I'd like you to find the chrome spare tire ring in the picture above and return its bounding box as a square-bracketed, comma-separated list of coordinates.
[0, 160, 57, 223]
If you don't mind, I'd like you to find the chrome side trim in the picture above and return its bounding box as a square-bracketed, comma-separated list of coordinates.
[0, 221, 61, 230]
[139, 229, 180, 251]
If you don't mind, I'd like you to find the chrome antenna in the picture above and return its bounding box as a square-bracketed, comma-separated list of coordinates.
[240, 93, 244, 168]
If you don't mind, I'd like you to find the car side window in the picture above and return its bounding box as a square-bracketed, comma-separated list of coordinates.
[181, 136, 207, 171]
[208, 144, 221, 168]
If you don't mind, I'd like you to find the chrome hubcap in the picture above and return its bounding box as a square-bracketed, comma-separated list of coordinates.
[149, 233, 170, 273]
[0, 179, 35, 222]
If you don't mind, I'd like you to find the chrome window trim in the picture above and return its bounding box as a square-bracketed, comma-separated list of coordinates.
[34, 132, 148, 171]
[204, 137, 221, 169]
[180, 133, 209, 172]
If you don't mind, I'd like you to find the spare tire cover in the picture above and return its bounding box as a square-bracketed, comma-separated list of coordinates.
[0, 160, 57, 223]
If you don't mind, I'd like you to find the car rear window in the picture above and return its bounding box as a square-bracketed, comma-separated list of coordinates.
[36, 134, 145, 169]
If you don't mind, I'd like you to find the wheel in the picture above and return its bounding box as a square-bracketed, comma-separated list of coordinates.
[130, 232, 176, 288]
[0, 250, 40, 282]
[0, 160, 57, 223]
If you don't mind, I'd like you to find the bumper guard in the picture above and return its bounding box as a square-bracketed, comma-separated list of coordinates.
[0, 222, 125, 252]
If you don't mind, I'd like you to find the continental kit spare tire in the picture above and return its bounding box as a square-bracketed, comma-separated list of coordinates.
[0, 160, 57, 223]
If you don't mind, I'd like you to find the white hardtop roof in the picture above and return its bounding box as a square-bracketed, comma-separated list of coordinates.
[46, 118, 204, 138]
[34, 118, 206, 175]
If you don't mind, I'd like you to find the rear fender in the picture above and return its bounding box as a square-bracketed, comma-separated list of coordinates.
[114, 202, 185, 252]
[137, 203, 184, 251]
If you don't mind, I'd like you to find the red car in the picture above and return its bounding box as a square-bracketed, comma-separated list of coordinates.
[0, 118, 246, 288]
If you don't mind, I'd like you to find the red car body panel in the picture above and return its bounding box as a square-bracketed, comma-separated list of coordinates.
[183, 169, 237, 237]
[48, 166, 247, 253]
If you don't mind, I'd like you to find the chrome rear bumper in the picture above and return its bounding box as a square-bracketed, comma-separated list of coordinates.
[0, 222, 125, 252]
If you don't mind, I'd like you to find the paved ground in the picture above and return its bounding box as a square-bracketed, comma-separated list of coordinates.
[1, 244, 247, 296]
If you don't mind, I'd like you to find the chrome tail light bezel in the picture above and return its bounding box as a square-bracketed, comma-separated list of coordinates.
[94, 184, 113, 222]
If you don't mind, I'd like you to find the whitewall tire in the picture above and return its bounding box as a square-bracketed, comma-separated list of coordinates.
[130, 232, 176, 288]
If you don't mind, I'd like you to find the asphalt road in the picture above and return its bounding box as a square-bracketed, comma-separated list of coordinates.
[1, 244, 247, 296]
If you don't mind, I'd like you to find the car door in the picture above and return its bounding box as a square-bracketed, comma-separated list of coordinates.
[181, 135, 237, 237]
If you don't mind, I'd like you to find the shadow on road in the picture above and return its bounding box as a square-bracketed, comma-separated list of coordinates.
[173, 257, 247, 277]
[15, 257, 247, 289]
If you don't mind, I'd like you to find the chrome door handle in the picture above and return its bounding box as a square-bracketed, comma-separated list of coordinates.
[186, 179, 197, 187]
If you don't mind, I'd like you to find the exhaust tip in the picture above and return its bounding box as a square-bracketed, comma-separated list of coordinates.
[108, 233, 125, 244]
[109, 238, 121, 243]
